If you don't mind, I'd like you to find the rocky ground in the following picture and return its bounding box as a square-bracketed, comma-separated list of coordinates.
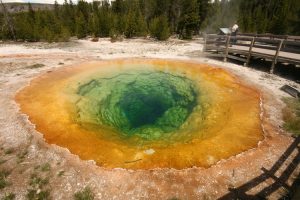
[0, 38, 299, 199]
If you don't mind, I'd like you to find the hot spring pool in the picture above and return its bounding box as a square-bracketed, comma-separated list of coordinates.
[16, 59, 264, 169]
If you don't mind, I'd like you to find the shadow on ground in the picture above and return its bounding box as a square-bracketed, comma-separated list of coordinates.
[218, 136, 300, 200]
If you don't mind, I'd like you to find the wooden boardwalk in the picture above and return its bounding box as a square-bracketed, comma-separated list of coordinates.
[204, 34, 300, 73]
[230, 45, 300, 61]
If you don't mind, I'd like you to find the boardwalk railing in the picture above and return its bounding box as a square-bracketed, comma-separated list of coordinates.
[238, 33, 300, 41]
[203, 34, 300, 73]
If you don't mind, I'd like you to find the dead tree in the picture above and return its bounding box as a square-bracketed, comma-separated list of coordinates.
[0, 0, 16, 40]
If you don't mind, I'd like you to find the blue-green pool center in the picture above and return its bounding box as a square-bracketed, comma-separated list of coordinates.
[76, 71, 199, 140]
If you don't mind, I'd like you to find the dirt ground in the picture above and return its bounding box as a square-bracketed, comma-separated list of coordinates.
[0, 38, 300, 199]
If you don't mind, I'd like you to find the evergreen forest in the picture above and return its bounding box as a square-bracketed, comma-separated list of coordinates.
[0, 0, 299, 42]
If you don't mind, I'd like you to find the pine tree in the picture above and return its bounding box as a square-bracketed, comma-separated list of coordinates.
[255, 5, 267, 33]
[124, 9, 136, 38]
[54, 0, 59, 17]
[198, 0, 209, 28]
[168, 0, 181, 33]
[76, 12, 87, 39]
[0, 13, 4, 39]
[149, 15, 170, 40]
[135, 10, 148, 37]
[178, 0, 200, 39]
[26, 3, 38, 41]
[0, 0, 16, 40]
[112, 0, 125, 14]
[62, 0, 76, 34]
[124, 1, 147, 38]
[97, 6, 113, 37]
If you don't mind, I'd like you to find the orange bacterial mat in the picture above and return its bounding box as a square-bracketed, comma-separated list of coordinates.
[16, 59, 264, 169]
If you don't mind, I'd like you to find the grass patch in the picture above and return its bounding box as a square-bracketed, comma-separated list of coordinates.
[40, 163, 51, 172]
[74, 187, 94, 200]
[26, 189, 50, 200]
[0, 170, 11, 189]
[0, 159, 7, 165]
[26, 64, 45, 69]
[34, 163, 51, 172]
[282, 98, 300, 136]
[17, 150, 28, 164]
[4, 148, 14, 155]
[57, 170, 64, 177]
[27, 173, 50, 200]
[29, 173, 49, 188]
[1, 193, 15, 200]
[34, 165, 40, 170]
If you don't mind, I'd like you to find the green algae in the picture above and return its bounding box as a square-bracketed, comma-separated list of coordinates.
[75, 71, 199, 141]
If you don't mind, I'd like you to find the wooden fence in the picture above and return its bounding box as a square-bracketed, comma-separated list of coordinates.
[203, 34, 300, 73]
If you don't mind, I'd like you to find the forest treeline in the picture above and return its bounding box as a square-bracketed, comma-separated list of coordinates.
[0, 0, 299, 42]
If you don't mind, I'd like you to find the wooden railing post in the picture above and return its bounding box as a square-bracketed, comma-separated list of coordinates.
[245, 37, 255, 67]
[270, 39, 284, 74]
[224, 35, 231, 62]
